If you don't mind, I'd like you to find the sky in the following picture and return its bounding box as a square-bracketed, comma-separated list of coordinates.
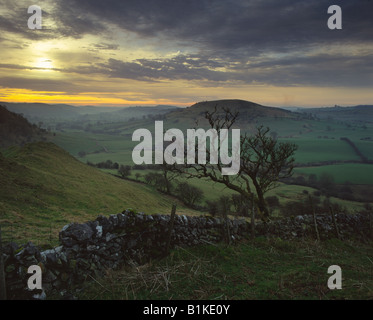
[0, 0, 372, 108]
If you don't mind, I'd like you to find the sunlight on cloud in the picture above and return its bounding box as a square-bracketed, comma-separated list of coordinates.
[34, 58, 54, 71]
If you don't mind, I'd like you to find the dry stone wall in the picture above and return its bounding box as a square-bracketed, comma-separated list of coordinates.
[1, 209, 371, 299]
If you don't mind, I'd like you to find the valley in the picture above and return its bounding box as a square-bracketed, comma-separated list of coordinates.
[45, 100, 373, 212]
[1, 99, 372, 301]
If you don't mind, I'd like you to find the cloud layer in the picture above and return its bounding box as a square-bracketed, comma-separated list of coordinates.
[1, 0, 372, 106]
[56, 0, 373, 86]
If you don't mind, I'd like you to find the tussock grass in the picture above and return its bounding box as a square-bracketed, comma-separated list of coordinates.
[76, 238, 373, 300]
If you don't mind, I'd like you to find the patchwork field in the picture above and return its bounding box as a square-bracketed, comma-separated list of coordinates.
[3, 102, 373, 246]
[295, 164, 373, 185]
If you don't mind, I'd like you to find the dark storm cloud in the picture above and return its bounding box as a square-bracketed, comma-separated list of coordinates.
[51, 53, 229, 82]
[53, 49, 373, 88]
[0, 4, 48, 41]
[53, 5, 106, 39]
[234, 52, 373, 87]
[51, 0, 373, 87]
[4, 0, 373, 52]
[58, 0, 373, 52]
[91, 43, 119, 50]
[91, 51, 373, 88]
[4, 1, 371, 87]
[100, 56, 230, 82]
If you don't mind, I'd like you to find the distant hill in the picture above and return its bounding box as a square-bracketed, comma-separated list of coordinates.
[0, 102, 180, 125]
[0, 104, 49, 148]
[0, 141, 195, 246]
[189, 99, 293, 116]
[163, 99, 295, 129]
[1, 102, 128, 123]
[81, 99, 301, 136]
[85, 105, 180, 122]
[1, 102, 82, 120]
[299, 105, 373, 123]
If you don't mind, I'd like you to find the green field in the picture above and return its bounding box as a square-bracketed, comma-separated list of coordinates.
[51, 130, 137, 165]
[285, 138, 361, 163]
[6, 135, 369, 249]
[47, 114, 373, 214]
[51, 131, 368, 166]
[354, 140, 373, 159]
[295, 164, 373, 185]
[50, 115, 373, 167]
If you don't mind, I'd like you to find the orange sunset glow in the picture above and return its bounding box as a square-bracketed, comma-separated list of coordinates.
[0, 1, 372, 108]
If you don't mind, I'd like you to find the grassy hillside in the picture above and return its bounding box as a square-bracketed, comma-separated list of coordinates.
[0, 142, 198, 247]
[0, 104, 49, 148]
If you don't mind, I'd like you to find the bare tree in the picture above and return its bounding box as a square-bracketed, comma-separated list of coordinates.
[170, 106, 297, 221]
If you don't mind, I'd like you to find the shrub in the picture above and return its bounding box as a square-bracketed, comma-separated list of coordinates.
[175, 182, 204, 207]
[118, 165, 131, 178]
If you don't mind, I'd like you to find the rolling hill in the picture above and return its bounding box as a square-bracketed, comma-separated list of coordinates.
[163, 99, 296, 130]
[1, 102, 180, 125]
[73, 99, 299, 141]
[176, 99, 294, 118]
[299, 105, 373, 123]
[1, 102, 83, 120]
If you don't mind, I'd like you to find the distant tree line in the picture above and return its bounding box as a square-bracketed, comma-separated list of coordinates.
[204, 190, 365, 221]
[281, 172, 336, 195]
[86, 159, 119, 169]
[281, 172, 372, 203]
[86, 160, 133, 179]
[86, 159, 370, 220]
